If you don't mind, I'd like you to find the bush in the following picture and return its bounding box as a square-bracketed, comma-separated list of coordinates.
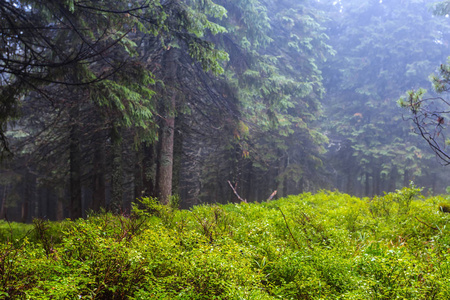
[4, 188, 450, 299]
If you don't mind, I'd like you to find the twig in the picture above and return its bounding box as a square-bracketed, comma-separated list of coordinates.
[278, 207, 310, 250]
[415, 216, 438, 230]
[227, 181, 247, 203]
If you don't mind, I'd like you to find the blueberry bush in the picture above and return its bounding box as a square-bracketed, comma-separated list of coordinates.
[2, 186, 450, 299]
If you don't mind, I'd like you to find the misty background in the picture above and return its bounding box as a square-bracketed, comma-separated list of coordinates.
[1, 0, 450, 222]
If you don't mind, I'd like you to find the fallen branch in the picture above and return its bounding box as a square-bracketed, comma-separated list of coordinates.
[267, 190, 277, 201]
[227, 181, 247, 203]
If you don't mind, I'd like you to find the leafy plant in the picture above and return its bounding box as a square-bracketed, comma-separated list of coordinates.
[6, 189, 450, 298]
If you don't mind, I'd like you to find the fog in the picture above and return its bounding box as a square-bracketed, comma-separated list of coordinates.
[1, 0, 449, 221]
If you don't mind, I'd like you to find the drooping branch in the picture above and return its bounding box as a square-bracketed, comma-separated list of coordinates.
[401, 84, 450, 165]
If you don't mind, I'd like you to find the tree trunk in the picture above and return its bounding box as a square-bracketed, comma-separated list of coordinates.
[69, 106, 83, 219]
[56, 196, 64, 221]
[110, 130, 123, 212]
[91, 145, 106, 211]
[403, 169, 410, 187]
[38, 186, 49, 219]
[134, 150, 144, 200]
[156, 97, 175, 205]
[345, 150, 355, 195]
[172, 120, 183, 199]
[22, 173, 36, 223]
[245, 162, 252, 201]
[156, 48, 178, 205]
[299, 176, 305, 194]
[373, 167, 381, 196]
[388, 166, 397, 192]
[122, 136, 135, 214]
[431, 173, 437, 195]
[346, 171, 354, 195]
[0, 186, 6, 219]
[364, 172, 370, 197]
[142, 144, 156, 197]
[276, 152, 286, 198]
[21, 201, 28, 222]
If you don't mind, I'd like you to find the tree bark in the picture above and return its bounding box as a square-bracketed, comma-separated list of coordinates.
[403, 169, 410, 187]
[69, 106, 82, 219]
[56, 196, 64, 221]
[91, 144, 106, 211]
[122, 136, 135, 214]
[364, 172, 370, 197]
[22, 172, 36, 223]
[155, 48, 178, 205]
[134, 150, 144, 200]
[142, 144, 155, 197]
[110, 129, 123, 212]
[156, 96, 175, 205]
[373, 167, 381, 196]
[0, 186, 6, 219]
[388, 166, 398, 193]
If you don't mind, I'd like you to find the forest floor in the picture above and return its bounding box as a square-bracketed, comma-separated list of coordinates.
[2, 187, 450, 299]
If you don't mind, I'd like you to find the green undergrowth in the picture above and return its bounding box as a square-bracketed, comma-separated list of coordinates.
[2, 186, 450, 299]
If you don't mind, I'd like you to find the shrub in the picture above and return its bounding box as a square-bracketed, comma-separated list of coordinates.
[5, 188, 450, 299]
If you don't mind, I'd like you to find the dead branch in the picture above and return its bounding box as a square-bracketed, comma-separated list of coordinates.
[227, 180, 247, 203]
[267, 190, 277, 201]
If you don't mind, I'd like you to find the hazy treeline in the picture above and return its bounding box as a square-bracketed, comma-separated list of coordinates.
[1, 0, 450, 221]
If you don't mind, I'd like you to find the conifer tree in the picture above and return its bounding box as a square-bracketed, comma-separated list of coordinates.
[322, 0, 450, 195]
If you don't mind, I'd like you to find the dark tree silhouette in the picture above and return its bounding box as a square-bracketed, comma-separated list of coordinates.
[0, 0, 151, 154]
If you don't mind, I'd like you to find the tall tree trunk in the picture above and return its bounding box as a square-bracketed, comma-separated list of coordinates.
[364, 172, 370, 197]
[21, 201, 28, 222]
[0, 186, 7, 219]
[142, 144, 156, 197]
[388, 166, 398, 192]
[122, 136, 135, 214]
[345, 150, 355, 195]
[91, 144, 106, 211]
[22, 172, 36, 223]
[156, 48, 178, 205]
[281, 175, 288, 199]
[134, 150, 144, 200]
[276, 152, 286, 198]
[431, 172, 437, 195]
[245, 162, 252, 201]
[172, 120, 183, 199]
[110, 129, 123, 212]
[56, 196, 64, 221]
[69, 106, 82, 219]
[373, 167, 381, 196]
[403, 169, 410, 187]
[38, 186, 49, 219]
[346, 171, 354, 195]
[156, 96, 175, 205]
[299, 176, 305, 194]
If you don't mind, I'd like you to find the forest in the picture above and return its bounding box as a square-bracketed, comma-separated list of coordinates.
[4, 1, 450, 299]
[1, 0, 450, 221]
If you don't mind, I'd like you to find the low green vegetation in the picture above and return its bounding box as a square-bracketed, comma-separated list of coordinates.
[2, 186, 450, 299]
